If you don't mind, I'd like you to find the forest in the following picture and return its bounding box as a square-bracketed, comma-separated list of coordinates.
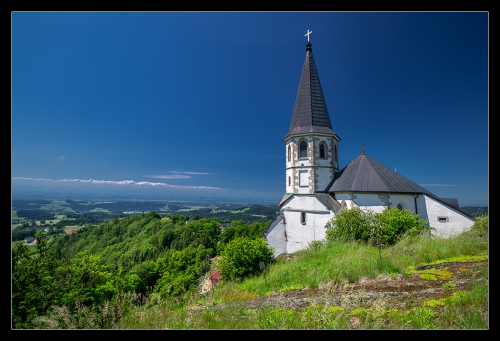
[12, 211, 273, 328]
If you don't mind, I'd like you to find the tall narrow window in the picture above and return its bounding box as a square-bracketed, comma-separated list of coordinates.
[287, 145, 291, 162]
[288, 176, 291, 186]
[299, 141, 307, 158]
[319, 143, 326, 158]
[300, 212, 306, 225]
[335, 145, 338, 162]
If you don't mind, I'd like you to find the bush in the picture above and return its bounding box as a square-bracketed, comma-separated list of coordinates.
[325, 208, 376, 243]
[218, 237, 274, 281]
[375, 208, 428, 245]
[326, 207, 428, 246]
[472, 216, 488, 232]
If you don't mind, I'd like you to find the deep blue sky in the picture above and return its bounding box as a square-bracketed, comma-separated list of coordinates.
[11, 12, 488, 206]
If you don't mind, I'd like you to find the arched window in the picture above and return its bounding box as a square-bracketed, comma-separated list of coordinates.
[319, 143, 326, 159]
[300, 212, 306, 225]
[299, 141, 307, 158]
[287, 145, 291, 162]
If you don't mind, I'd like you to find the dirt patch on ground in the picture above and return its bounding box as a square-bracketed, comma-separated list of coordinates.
[211, 260, 487, 312]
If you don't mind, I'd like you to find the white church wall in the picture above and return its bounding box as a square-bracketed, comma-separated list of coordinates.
[283, 210, 331, 255]
[281, 195, 330, 212]
[422, 195, 474, 238]
[264, 215, 287, 257]
[316, 167, 333, 191]
[385, 194, 421, 214]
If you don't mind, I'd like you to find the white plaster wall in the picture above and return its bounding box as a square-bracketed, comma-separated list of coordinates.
[423, 195, 475, 238]
[316, 167, 333, 191]
[281, 195, 330, 212]
[286, 168, 293, 192]
[283, 210, 332, 254]
[264, 215, 287, 257]
[298, 172, 312, 194]
[349, 193, 387, 213]
[336, 193, 419, 214]
[387, 195, 418, 211]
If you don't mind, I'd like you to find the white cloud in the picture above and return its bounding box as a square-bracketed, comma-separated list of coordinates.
[419, 184, 461, 187]
[146, 174, 191, 179]
[145, 171, 212, 179]
[169, 171, 211, 175]
[12, 177, 223, 190]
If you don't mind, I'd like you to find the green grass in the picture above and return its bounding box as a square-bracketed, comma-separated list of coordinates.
[114, 226, 487, 329]
[35, 217, 489, 329]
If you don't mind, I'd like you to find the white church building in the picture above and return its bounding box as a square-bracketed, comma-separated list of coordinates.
[264, 33, 475, 258]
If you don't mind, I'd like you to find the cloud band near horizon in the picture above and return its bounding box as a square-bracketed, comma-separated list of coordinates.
[12, 177, 223, 190]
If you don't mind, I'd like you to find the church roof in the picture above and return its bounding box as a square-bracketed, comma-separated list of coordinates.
[325, 153, 472, 216]
[284, 42, 338, 140]
[326, 152, 437, 197]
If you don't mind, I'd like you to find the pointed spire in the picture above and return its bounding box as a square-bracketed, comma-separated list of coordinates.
[284, 36, 337, 140]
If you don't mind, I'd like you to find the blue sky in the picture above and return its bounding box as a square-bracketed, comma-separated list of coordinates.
[11, 12, 488, 206]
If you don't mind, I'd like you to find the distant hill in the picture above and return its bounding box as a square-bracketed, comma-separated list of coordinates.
[460, 206, 488, 218]
[11, 199, 279, 225]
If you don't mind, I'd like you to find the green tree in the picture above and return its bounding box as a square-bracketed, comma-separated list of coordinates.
[374, 207, 428, 246]
[154, 245, 211, 297]
[218, 237, 274, 281]
[325, 208, 376, 242]
[326, 207, 428, 246]
[12, 232, 60, 328]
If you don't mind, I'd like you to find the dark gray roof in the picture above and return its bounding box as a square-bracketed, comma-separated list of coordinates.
[439, 198, 460, 210]
[325, 153, 472, 217]
[284, 42, 338, 140]
[326, 153, 437, 196]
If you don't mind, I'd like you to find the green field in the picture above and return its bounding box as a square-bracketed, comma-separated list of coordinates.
[90, 208, 111, 213]
[63, 225, 81, 234]
[39, 202, 75, 213]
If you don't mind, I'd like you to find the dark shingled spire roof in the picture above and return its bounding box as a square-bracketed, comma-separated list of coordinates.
[284, 42, 337, 140]
[326, 153, 436, 196]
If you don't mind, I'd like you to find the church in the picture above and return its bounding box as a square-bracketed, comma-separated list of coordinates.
[264, 31, 475, 258]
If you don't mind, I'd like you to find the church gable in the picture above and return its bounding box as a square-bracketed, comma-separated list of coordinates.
[420, 195, 474, 238]
[281, 194, 331, 213]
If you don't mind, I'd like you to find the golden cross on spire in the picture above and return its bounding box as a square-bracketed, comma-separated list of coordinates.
[305, 29, 312, 42]
[360, 142, 366, 154]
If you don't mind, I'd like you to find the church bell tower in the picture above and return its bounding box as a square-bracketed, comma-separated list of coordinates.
[284, 31, 340, 195]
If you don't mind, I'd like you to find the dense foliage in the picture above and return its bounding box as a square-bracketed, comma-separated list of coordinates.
[218, 237, 274, 281]
[326, 207, 428, 246]
[459, 206, 488, 218]
[16, 209, 55, 221]
[12, 212, 273, 328]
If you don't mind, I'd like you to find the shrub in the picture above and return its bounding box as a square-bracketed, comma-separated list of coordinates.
[218, 237, 274, 281]
[374, 208, 428, 246]
[472, 216, 488, 233]
[326, 207, 427, 246]
[325, 208, 375, 243]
